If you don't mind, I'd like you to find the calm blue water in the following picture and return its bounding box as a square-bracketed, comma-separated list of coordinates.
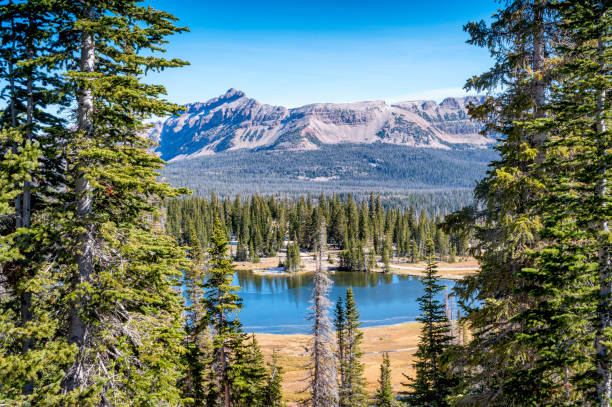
[233, 270, 455, 334]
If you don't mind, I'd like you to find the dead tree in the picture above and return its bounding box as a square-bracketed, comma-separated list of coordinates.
[308, 220, 338, 407]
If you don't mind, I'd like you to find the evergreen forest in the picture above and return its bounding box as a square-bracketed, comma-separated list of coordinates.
[165, 193, 470, 271]
[0, 1, 610, 406]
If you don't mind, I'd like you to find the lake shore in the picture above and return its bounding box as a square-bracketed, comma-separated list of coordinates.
[235, 255, 479, 280]
[256, 322, 421, 405]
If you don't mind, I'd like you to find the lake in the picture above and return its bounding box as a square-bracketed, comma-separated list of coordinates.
[233, 270, 456, 334]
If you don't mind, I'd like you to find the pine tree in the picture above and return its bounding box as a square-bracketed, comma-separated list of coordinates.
[334, 296, 347, 396]
[231, 334, 268, 407]
[262, 349, 285, 407]
[340, 287, 367, 406]
[443, 1, 571, 404]
[374, 352, 396, 407]
[402, 239, 453, 406]
[205, 218, 243, 407]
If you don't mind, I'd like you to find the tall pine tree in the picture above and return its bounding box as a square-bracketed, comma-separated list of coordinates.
[55, 2, 191, 403]
[339, 287, 366, 407]
[204, 218, 244, 407]
[402, 239, 453, 407]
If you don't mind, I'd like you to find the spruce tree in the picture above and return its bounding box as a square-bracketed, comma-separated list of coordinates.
[0, 129, 74, 404]
[205, 218, 243, 407]
[334, 296, 347, 396]
[0, 1, 195, 403]
[374, 352, 396, 407]
[263, 349, 285, 407]
[231, 334, 268, 407]
[183, 230, 211, 405]
[443, 1, 570, 404]
[285, 240, 301, 273]
[340, 287, 367, 407]
[511, 1, 611, 403]
[402, 239, 453, 407]
[553, 3, 612, 403]
[0, 2, 73, 401]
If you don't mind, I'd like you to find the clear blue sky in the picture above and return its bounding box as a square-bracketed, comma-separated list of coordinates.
[145, 0, 499, 107]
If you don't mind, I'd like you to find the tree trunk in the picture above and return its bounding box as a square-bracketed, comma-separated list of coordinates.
[532, 0, 547, 163]
[595, 33, 611, 407]
[310, 220, 337, 407]
[65, 4, 95, 393]
[22, 23, 33, 230]
[8, 0, 22, 228]
[218, 288, 231, 407]
[17, 13, 35, 396]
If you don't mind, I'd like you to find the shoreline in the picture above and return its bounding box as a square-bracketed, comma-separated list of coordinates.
[241, 261, 479, 280]
[234, 257, 478, 403]
[246, 319, 420, 336]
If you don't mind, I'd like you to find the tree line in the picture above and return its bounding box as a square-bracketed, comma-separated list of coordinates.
[165, 193, 471, 271]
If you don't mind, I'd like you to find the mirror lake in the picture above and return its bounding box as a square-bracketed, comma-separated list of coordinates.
[232, 270, 456, 334]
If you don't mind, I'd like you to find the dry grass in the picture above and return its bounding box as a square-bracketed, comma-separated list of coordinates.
[390, 258, 479, 279]
[235, 255, 479, 280]
[256, 323, 422, 405]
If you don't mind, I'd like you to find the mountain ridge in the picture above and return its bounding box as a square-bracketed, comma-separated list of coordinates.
[150, 89, 492, 162]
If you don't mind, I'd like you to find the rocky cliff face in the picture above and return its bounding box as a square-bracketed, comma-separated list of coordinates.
[152, 89, 490, 162]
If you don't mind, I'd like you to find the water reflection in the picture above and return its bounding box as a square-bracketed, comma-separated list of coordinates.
[233, 270, 455, 334]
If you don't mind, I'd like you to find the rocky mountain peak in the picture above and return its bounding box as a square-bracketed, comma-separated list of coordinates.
[152, 90, 493, 161]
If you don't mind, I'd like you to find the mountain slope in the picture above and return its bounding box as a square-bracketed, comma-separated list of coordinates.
[151, 89, 492, 162]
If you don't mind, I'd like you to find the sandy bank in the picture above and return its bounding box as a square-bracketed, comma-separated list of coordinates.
[235, 256, 479, 279]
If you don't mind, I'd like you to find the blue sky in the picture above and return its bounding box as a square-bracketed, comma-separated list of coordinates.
[145, 0, 499, 107]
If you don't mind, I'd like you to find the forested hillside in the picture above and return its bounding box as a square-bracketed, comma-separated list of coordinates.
[161, 141, 497, 203]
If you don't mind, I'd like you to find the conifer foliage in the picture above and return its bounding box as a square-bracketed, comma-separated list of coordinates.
[167, 193, 466, 271]
[1, 0, 193, 404]
[263, 350, 285, 407]
[402, 239, 453, 406]
[56, 3, 191, 403]
[445, 0, 611, 405]
[518, 0, 611, 403]
[1, 1, 610, 405]
[374, 352, 396, 407]
[335, 288, 367, 407]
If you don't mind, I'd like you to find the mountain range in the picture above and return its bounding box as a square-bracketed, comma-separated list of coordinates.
[153, 89, 496, 208]
[150, 89, 493, 162]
